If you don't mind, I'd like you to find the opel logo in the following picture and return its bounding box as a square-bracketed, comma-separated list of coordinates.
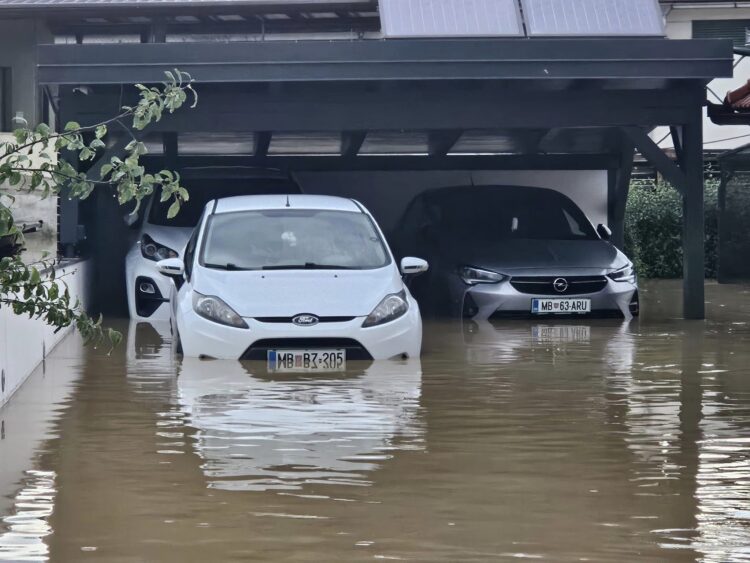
[553, 278, 569, 293]
[292, 314, 319, 327]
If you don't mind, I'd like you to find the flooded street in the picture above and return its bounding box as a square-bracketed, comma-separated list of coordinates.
[2, 280, 750, 562]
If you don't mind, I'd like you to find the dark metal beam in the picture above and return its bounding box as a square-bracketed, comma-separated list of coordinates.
[341, 131, 366, 158]
[62, 87, 704, 133]
[254, 131, 271, 158]
[0, 1, 377, 18]
[37, 38, 732, 85]
[143, 153, 619, 172]
[428, 130, 463, 157]
[49, 16, 379, 38]
[682, 112, 706, 320]
[607, 139, 634, 250]
[624, 126, 686, 195]
[670, 125, 684, 168]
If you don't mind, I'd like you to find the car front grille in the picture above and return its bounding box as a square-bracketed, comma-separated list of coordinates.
[241, 338, 373, 361]
[510, 275, 608, 296]
[254, 316, 355, 323]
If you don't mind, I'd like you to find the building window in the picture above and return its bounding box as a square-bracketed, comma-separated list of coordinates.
[693, 19, 750, 47]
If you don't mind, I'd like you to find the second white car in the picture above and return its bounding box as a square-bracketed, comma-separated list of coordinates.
[158, 194, 428, 364]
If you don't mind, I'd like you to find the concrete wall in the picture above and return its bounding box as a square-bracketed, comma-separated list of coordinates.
[0, 329, 84, 521]
[0, 260, 91, 409]
[296, 170, 609, 233]
[658, 4, 750, 151]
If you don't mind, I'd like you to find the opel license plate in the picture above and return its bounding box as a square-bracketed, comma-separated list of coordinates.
[267, 349, 346, 372]
[531, 298, 591, 314]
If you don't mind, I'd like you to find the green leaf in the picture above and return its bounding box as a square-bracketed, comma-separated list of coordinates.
[95, 124, 107, 139]
[35, 122, 51, 136]
[64, 121, 81, 132]
[167, 200, 180, 219]
[29, 267, 41, 285]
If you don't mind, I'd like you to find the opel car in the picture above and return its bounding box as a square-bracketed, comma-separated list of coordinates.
[157, 194, 428, 364]
[392, 185, 638, 320]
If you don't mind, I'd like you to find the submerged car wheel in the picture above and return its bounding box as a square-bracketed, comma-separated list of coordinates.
[629, 290, 640, 318]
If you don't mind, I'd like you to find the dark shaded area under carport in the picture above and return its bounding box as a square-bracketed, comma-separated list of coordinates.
[39, 36, 732, 319]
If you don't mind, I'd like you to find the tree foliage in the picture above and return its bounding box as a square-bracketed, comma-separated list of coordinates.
[624, 177, 719, 279]
[0, 69, 197, 350]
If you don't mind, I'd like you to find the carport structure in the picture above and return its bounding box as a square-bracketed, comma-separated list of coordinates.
[20, 0, 733, 319]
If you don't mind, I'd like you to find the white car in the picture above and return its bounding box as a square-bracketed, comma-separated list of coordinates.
[157, 194, 428, 364]
[125, 174, 300, 321]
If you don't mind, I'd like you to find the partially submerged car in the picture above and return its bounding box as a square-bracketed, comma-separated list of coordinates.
[157, 194, 428, 365]
[392, 185, 638, 320]
[125, 173, 301, 321]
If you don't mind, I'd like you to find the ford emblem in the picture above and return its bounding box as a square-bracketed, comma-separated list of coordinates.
[292, 314, 319, 327]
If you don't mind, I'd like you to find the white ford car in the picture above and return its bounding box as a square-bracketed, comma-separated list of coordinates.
[157, 194, 428, 366]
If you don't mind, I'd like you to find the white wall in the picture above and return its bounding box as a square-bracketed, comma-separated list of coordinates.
[656, 5, 750, 151]
[0, 260, 91, 409]
[295, 170, 608, 232]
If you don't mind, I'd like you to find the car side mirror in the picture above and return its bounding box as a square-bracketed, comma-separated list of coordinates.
[157, 257, 185, 279]
[400, 257, 429, 277]
[124, 212, 139, 228]
[597, 224, 612, 240]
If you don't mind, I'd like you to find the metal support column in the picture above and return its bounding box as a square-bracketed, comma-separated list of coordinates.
[607, 141, 634, 250]
[682, 111, 705, 320]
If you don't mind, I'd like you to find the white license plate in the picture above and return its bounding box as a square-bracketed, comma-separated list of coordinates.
[267, 349, 346, 372]
[531, 298, 591, 314]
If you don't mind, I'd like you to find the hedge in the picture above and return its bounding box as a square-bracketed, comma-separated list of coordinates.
[624, 179, 718, 279]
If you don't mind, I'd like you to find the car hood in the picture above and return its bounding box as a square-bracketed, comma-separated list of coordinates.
[193, 266, 402, 317]
[141, 224, 194, 257]
[444, 239, 629, 274]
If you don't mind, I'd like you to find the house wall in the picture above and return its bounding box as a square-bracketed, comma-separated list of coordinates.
[658, 4, 750, 151]
[0, 19, 51, 129]
[0, 260, 91, 409]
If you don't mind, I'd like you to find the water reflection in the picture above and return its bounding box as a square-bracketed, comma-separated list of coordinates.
[176, 358, 424, 491]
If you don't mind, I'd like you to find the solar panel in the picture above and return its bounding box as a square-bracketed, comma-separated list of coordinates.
[380, 0, 524, 38]
[521, 0, 664, 37]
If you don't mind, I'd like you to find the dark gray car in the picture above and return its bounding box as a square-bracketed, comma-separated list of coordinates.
[392, 185, 638, 320]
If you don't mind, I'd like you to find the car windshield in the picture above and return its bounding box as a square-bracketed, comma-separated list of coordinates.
[148, 179, 297, 228]
[201, 209, 390, 271]
[425, 189, 598, 242]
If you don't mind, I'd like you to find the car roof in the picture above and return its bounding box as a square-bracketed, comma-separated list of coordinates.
[418, 185, 562, 200]
[213, 194, 363, 214]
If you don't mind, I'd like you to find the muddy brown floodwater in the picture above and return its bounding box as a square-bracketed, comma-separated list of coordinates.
[2, 280, 750, 562]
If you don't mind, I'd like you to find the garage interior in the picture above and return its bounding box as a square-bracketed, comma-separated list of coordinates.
[22, 0, 733, 320]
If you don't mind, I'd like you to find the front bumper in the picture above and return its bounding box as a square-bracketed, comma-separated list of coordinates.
[125, 251, 173, 321]
[176, 299, 423, 361]
[452, 277, 638, 321]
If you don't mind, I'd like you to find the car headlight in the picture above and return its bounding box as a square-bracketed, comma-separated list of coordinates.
[141, 234, 178, 262]
[608, 264, 637, 283]
[459, 266, 508, 286]
[192, 291, 248, 329]
[362, 290, 409, 328]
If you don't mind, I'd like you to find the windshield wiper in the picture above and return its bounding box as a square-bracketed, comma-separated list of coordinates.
[204, 263, 246, 271]
[262, 263, 354, 271]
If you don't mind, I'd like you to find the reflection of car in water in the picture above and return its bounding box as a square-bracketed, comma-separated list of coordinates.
[392, 186, 639, 320]
[175, 357, 424, 491]
[158, 194, 427, 361]
[125, 172, 301, 322]
[447, 318, 635, 368]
